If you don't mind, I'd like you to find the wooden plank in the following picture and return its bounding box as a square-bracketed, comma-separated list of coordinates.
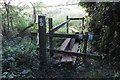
[71, 43, 79, 52]
[71, 42, 79, 64]
[60, 38, 72, 63]
[60, 38, 71, 50]
[70, 28, 79, 34]
[46, 33, 80, 38]
[50, 19, 70, 32]
[61, 55, 73, 62]
[60, 28, 80, 63]
[68, 38, 75, 50]
[70, 28, 80, 64]
[47, 48, 102, 60]
[69, 18, 83, 20]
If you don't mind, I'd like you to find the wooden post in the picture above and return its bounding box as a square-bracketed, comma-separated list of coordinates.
[38, 16, 47, 70]
[66, 16, 69, 34]
[83, 32, 88, 63]
[82, 17, 85, 30]
[49, 18, 54, 57]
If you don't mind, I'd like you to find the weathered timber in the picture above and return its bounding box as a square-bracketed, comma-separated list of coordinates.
[60, 38, 73, 62]
[70, 28, 82, 43]
[47, 48, 102, 60]
[60, 55, 73, 62]
[50, 19, 70, 32]
[60, 38, 71, 51]
[83, 32, 88, 63]
[70, 28, 79, 34]
[82, 17, 85, 30]
[46, 33, 80, 38]
[71, 42, 80, 64]
[39, 33, 98, 40]
[70, 28, 80, 64]
[49, 18, 54, 57]
[38, 16, 47, 70]
[69, 18, 83, 20]
[71, 43, 79, 52]
[68, 38, 75, 50]
[66, 16, 69, 33]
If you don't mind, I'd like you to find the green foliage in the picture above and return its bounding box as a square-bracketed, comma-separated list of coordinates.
[2, 36, 39, 78]
[79, 2, 120, 77]
[1, 1, 46, 37]
[2, 1, 120, 78]
[2, 5, 28, 33]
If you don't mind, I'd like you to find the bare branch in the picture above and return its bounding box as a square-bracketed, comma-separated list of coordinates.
[30, 2, 36, 23]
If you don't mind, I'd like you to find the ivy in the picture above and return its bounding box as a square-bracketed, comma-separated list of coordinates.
[79, 2, 120, 77]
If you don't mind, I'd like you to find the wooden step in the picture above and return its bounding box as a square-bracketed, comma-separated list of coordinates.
[60, 38, 73, 63]
[61, 55, 73, 62]
[68, 38, 75, 50]
[71, 42, 80, 64]
[60, 38, 71, 51]
[71, 43, 79, 52]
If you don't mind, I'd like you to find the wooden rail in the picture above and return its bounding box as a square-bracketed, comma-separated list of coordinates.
[47, 33, 79, 38]
[47, 33, 98, 39]
[50, 19, 70, 32]
[68, 18, 84, 20]
[47, 49, 102, 60]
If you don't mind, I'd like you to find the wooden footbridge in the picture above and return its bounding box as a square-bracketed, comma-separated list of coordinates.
[32, 16, 102, 68]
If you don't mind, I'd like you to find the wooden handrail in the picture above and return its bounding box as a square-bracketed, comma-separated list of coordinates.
[69, 18, 84, 20]
[50, 19, 70, 32]
[46, 33, 80, 38]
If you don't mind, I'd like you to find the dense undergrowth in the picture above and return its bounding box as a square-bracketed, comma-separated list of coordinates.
[79, 2, 120, 77]
[1, 1, 120, 79]
[2, 36, 39, 78]
[2, 34, 119, 78]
